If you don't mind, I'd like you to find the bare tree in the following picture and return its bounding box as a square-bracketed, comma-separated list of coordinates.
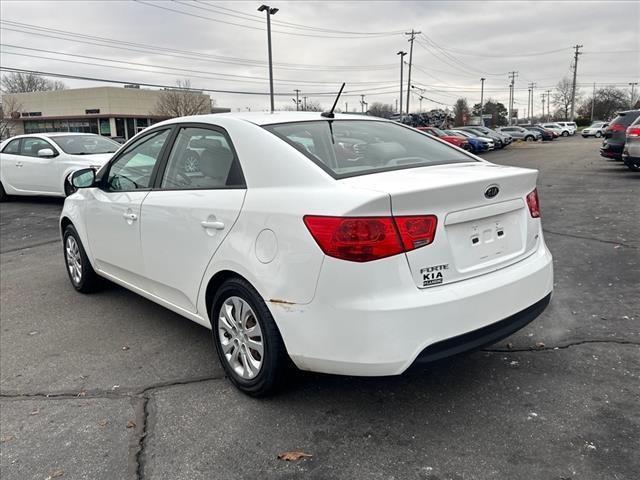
[453, 98, 470, 126]
[153, 80, 211, 117]
[0, 95, 23, 140]
[368, 102, 394, 119]
[1, 72, 66, 93]
[552, 77, 579, 120]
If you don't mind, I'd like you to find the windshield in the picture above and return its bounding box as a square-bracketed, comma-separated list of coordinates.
[265, 120, 475, 178]
[51, 135, 119, 155]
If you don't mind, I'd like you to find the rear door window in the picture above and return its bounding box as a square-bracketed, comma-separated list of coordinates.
[265, 120, 475, 179]
[2, 138, 20, 154]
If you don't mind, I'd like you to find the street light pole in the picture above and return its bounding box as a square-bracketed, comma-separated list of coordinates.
[258, 4, 278, 113]
[397, 51, 407, 119]
[480, 77, 486, 124]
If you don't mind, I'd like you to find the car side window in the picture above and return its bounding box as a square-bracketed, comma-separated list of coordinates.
[20, 138, 53, 157]
[160, 127, 244, 189]
[106, 129, 170, 192]
[2, 138, 20, 154]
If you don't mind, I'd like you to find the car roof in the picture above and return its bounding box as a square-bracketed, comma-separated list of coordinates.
[8, 132, 98, 139]
[154, 111, 377, 128]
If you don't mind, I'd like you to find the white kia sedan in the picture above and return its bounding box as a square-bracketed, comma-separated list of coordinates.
[0, 133, 119, 200]
[61, 113, 553, 396]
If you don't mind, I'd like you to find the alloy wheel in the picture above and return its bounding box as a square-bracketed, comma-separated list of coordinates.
[65, 236, 82, 284]
[218, 296, 264, 379]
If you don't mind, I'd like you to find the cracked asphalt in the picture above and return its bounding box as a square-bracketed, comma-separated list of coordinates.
[1, 136, 638, 480]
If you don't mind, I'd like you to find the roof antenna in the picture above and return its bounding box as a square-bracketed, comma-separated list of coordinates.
[321, 83, 346, 118]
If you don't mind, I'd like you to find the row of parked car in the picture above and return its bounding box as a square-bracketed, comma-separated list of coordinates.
[599, 109, 640, 172]
[417, 121, 578, 155]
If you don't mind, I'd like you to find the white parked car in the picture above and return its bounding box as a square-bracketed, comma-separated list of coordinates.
[540, 123, 571, 137]
[555, 121, 577, 135]
[61, 113, 553, 396]
[581, 121, 609, 138]
[0, 133, 119, 200]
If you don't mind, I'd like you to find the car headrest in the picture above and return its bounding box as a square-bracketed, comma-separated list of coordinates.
[199, 146, 233, 178]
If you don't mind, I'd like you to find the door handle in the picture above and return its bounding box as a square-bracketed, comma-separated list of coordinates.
[201, 220, 225, 230]
[122, 212, 138, 221]
[15, 162, 23, 168]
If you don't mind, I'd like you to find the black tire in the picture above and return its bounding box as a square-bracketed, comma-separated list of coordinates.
[525, 135, 534, 142]
[562, 131, 569, 137]
[0, 182, 8, 202]
[211, 277, 289, 397]
[595, 131, 602, 138]
[62, 225, 101, 293]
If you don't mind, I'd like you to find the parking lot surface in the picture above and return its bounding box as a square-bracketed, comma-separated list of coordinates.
[1, 136, 638, 480]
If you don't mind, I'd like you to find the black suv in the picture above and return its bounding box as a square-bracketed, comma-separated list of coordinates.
[600, 110, 640, 160]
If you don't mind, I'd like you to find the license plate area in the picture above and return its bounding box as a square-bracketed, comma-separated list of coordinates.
[446, 210, 525, 273]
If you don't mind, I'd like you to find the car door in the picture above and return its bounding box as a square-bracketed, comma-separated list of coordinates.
[7, 137, 59, 193]
[85, 128, 172, 288]
[139, 124, 246, 313]
[0, 138, 23, 191]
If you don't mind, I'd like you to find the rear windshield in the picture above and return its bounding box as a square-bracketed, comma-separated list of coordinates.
[51, 135, 119, 155]
[610, 111, 640, 127]
[264, 120, 475, 178]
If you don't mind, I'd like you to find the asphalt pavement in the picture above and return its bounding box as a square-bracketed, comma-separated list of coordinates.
[1, 136, 638, 480]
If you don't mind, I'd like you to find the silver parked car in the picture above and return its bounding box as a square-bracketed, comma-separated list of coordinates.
[498, 126, 542, 142]
[581, 121, 609, 138]
[622, 115, 640, 171]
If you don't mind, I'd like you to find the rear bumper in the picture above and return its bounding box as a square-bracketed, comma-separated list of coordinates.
[273, 240, 553, 376]
[600, 143, 624, 159]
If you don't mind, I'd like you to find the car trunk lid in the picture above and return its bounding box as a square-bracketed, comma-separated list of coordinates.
[340, 162, 542, 288]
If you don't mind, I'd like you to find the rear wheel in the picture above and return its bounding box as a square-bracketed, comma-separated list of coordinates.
[562, 131, 569, 137]
[525, 135, 534, 142]
[595, 131, 602, 138]
[63, 225, 101, 293]
[0, 182, 8, 202]
[211, 277, 289, 397]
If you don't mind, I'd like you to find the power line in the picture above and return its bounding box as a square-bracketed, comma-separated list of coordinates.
[134, 0, 403, 39]
[0, 20, 398, 71]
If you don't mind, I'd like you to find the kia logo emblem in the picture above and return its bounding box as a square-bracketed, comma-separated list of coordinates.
[484, 185, 499, 199]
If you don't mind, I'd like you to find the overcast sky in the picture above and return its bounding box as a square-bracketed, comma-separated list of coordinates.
[1, 0, 638, 114]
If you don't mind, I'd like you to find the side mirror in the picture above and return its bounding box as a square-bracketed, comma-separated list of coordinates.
[37, 148, 55, 158]
[71, 168, 96, 189]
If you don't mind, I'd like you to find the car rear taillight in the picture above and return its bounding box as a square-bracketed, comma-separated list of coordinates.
[607, 123, 626, 133]
[303, 215, 437, 262]
[626, 126, 640, 137]
[526, 188, 541, 218]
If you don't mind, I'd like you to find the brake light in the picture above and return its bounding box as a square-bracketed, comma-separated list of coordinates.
[607, 123, 626, 133]
[303, 215, 437, 262]
[626, 126, 640, 137]
[526, 188, 541, 218]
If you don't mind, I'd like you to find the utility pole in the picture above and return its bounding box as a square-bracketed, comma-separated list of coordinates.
[345, 102, 348, 113]
[360, 94, 366, 113]
[293, 89, 301, 111]
[630, 82, 638, 108]
[569, 44, 583, 121]
[541, 94, 546, 124]
[528, 82, 536, 122]
[480, 77, 486, 124]
[395, 98, 398, 113]
[547, 89, 552, 121]
[508, 71, 518, 125]
[303, 96, 307, 111]
[397, 51, 407, 119]
[404, 29, 421, 115]
[258, 4, 278, 113]
[527, 88, 532, 123]
[418, 96, 423, 112]
[591, 82, 596, 122]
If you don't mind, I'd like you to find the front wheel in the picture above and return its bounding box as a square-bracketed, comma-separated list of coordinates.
[595, 131, 602, 138]
[525, 136, 534, 142]
[562, 131, 569, 137]
[212, 277, 289, 397]
[63, 225, 101, 293]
